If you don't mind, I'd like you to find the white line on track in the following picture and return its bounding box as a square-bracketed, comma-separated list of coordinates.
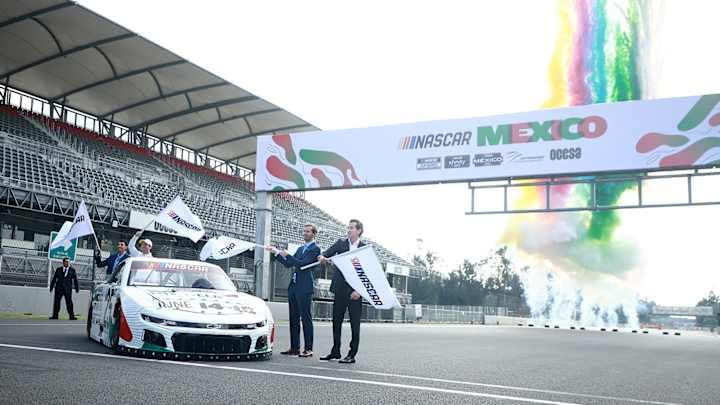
[271, 364, 680, 405]
[0, 323, 80, 326]
[0, 343, 584, 405]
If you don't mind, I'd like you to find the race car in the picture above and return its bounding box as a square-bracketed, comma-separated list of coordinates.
[87, 257, 274, 360]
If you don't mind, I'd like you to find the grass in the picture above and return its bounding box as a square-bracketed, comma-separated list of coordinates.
[0, 312, 84, 320]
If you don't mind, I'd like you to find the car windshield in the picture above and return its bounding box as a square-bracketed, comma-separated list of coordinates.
[127, 260, 236, 291]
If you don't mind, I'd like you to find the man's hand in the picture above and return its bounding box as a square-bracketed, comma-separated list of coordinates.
[264, 244, 275, 252]
[278, 249, 288, 257]
[134, 230, 142, 238]
[318, 255, 328, 264]
[94, 248, 101, 257]
[350, 291, 361, 300]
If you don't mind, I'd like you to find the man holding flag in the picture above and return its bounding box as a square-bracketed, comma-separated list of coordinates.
[318, 219, 366, 364]
[94, 240, 129, 275]
[266, 224, 321, 358]
[129, 232, 153, 257]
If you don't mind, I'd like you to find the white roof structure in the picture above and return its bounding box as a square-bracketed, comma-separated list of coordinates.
[0, 0, 317, 169]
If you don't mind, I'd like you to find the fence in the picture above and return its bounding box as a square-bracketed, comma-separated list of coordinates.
[0, 249, 102, 289]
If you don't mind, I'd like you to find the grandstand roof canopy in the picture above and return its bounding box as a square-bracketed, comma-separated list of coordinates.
[0, 0, 317, 169]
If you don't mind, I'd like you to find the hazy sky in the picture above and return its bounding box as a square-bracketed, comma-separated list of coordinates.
[80, 1, 720, 305]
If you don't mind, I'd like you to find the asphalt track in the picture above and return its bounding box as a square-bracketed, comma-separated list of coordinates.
[0, 320, 718, 404]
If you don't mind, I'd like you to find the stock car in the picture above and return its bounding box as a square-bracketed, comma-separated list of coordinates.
[87, 257, 275, 360]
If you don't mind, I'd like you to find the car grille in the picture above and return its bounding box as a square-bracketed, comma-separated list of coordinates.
[171, 333, 251, 354]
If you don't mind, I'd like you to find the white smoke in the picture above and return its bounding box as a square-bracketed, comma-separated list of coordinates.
[517, 259, 641, 329]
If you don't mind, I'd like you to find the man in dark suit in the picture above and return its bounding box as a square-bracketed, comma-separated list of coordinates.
[318, 219, 366, 364]
[49, 258, 79, 320]
[267, 224, 321, 357]
[94, 239, 129, 276]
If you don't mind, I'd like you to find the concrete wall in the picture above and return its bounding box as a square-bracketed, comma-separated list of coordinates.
[0, 285, 291, 321]
[484, 315, 529, 326]
[0, 285, 91, 316]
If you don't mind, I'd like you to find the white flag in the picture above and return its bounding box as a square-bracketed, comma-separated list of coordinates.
[330, 245, 402, 309]
[154, 196, 205, 242]
[50, 201, 95, 249]
[200, 236, 255, 261]
[50, 221, 73, 251]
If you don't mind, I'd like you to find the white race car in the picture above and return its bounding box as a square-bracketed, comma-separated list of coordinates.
[87, 257, 274, 360]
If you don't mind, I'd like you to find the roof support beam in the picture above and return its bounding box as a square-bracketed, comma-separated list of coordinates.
[129, 96, 258, 130]
[1, 32, 136, 79]
[220, 124, 314, 161]
[99, 82, 227, 118]
[49, 59, 185, 102]
[0, 2, 74, 29]
[157, 108, 281, 140]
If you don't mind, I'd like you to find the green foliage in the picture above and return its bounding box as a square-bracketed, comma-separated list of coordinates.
[408, 246, 527, 311]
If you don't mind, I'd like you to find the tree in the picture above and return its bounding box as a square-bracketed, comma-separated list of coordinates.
[696, 291, 719, 327]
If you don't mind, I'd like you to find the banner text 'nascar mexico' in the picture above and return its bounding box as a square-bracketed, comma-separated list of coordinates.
[256, 94, 719, 191]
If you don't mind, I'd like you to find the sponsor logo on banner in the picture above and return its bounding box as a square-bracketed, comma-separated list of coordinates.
[477, 115, 608, 146]
[473, 153, 503, 167]
[416, 157, 442, 170]
[167, 210, 202, 231]
[444, 155, 470, 169]
[351, 257, 383, 306]
[549, 147, 582, 161]
[399, 131, 472, 150]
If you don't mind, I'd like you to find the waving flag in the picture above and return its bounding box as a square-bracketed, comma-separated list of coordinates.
[50, 201, 95, 249]
[153, 196, 205, 242]
[330, 245, 401, 309]
[200, 236, 255, 261]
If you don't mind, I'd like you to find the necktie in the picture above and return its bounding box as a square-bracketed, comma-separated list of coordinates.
[64, 267, 68, 277]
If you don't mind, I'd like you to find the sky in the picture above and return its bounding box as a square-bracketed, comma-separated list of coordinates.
[80, 0, 720, 305]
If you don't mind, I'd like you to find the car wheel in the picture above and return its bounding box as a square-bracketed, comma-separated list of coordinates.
[110, 303, 121, 352]
[86, 303, 93, 339]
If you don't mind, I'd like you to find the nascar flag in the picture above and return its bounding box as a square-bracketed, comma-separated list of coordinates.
[50, 201, 95, 249]
[153, 196, 205, 242]
[199, 236, 255, 261]
[330, 245, 401, 309]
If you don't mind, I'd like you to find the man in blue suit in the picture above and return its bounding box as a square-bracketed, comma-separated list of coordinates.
[267, 224, 320, 357]
[94, 239, 129, 276]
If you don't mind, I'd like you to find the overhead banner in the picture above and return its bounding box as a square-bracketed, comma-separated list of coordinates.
[256, 94, 720, 191]
[330, 245, 401, 310]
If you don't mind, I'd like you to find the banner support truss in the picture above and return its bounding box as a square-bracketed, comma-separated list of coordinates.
[466, 167, 720, 215]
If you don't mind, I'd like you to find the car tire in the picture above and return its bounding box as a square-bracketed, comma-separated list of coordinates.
[86, 303, 93, 339]
[110, 303, 121, 353]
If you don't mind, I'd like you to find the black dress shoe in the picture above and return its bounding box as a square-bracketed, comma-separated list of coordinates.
[298, 350, 313, 358]
[338, 356, 355, 364]
[49, 316, 58, 320]
[281, 349, 300, 355]
[69, 316, 78, 320]
[319, 353, 341, 361]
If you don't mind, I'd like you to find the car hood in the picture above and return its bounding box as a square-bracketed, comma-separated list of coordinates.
[131, 287, 266, 319]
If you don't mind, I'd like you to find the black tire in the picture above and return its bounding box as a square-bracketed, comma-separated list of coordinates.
[110, 303, 121, 353]
[86, 303, 93, 339]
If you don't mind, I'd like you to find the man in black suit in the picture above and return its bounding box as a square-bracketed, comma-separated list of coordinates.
[266, 223, 321, 357]
[49, 258, 79, 320]
[318, 219, 365, 364]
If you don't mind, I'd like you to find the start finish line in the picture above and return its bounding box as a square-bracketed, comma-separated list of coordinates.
[256, 94, 720, 193]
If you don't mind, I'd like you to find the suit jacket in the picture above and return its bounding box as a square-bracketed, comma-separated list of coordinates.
[50, 266, 79, 293]
[95, 251, 129, 275]
[323, 238, 366, 296]
[276, 242, 321, 295]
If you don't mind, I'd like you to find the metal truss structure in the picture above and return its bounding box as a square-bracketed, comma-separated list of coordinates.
[467, 167, 720, 215]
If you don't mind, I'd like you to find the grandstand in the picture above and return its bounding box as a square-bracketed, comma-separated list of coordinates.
[0, 1, 414, 305]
